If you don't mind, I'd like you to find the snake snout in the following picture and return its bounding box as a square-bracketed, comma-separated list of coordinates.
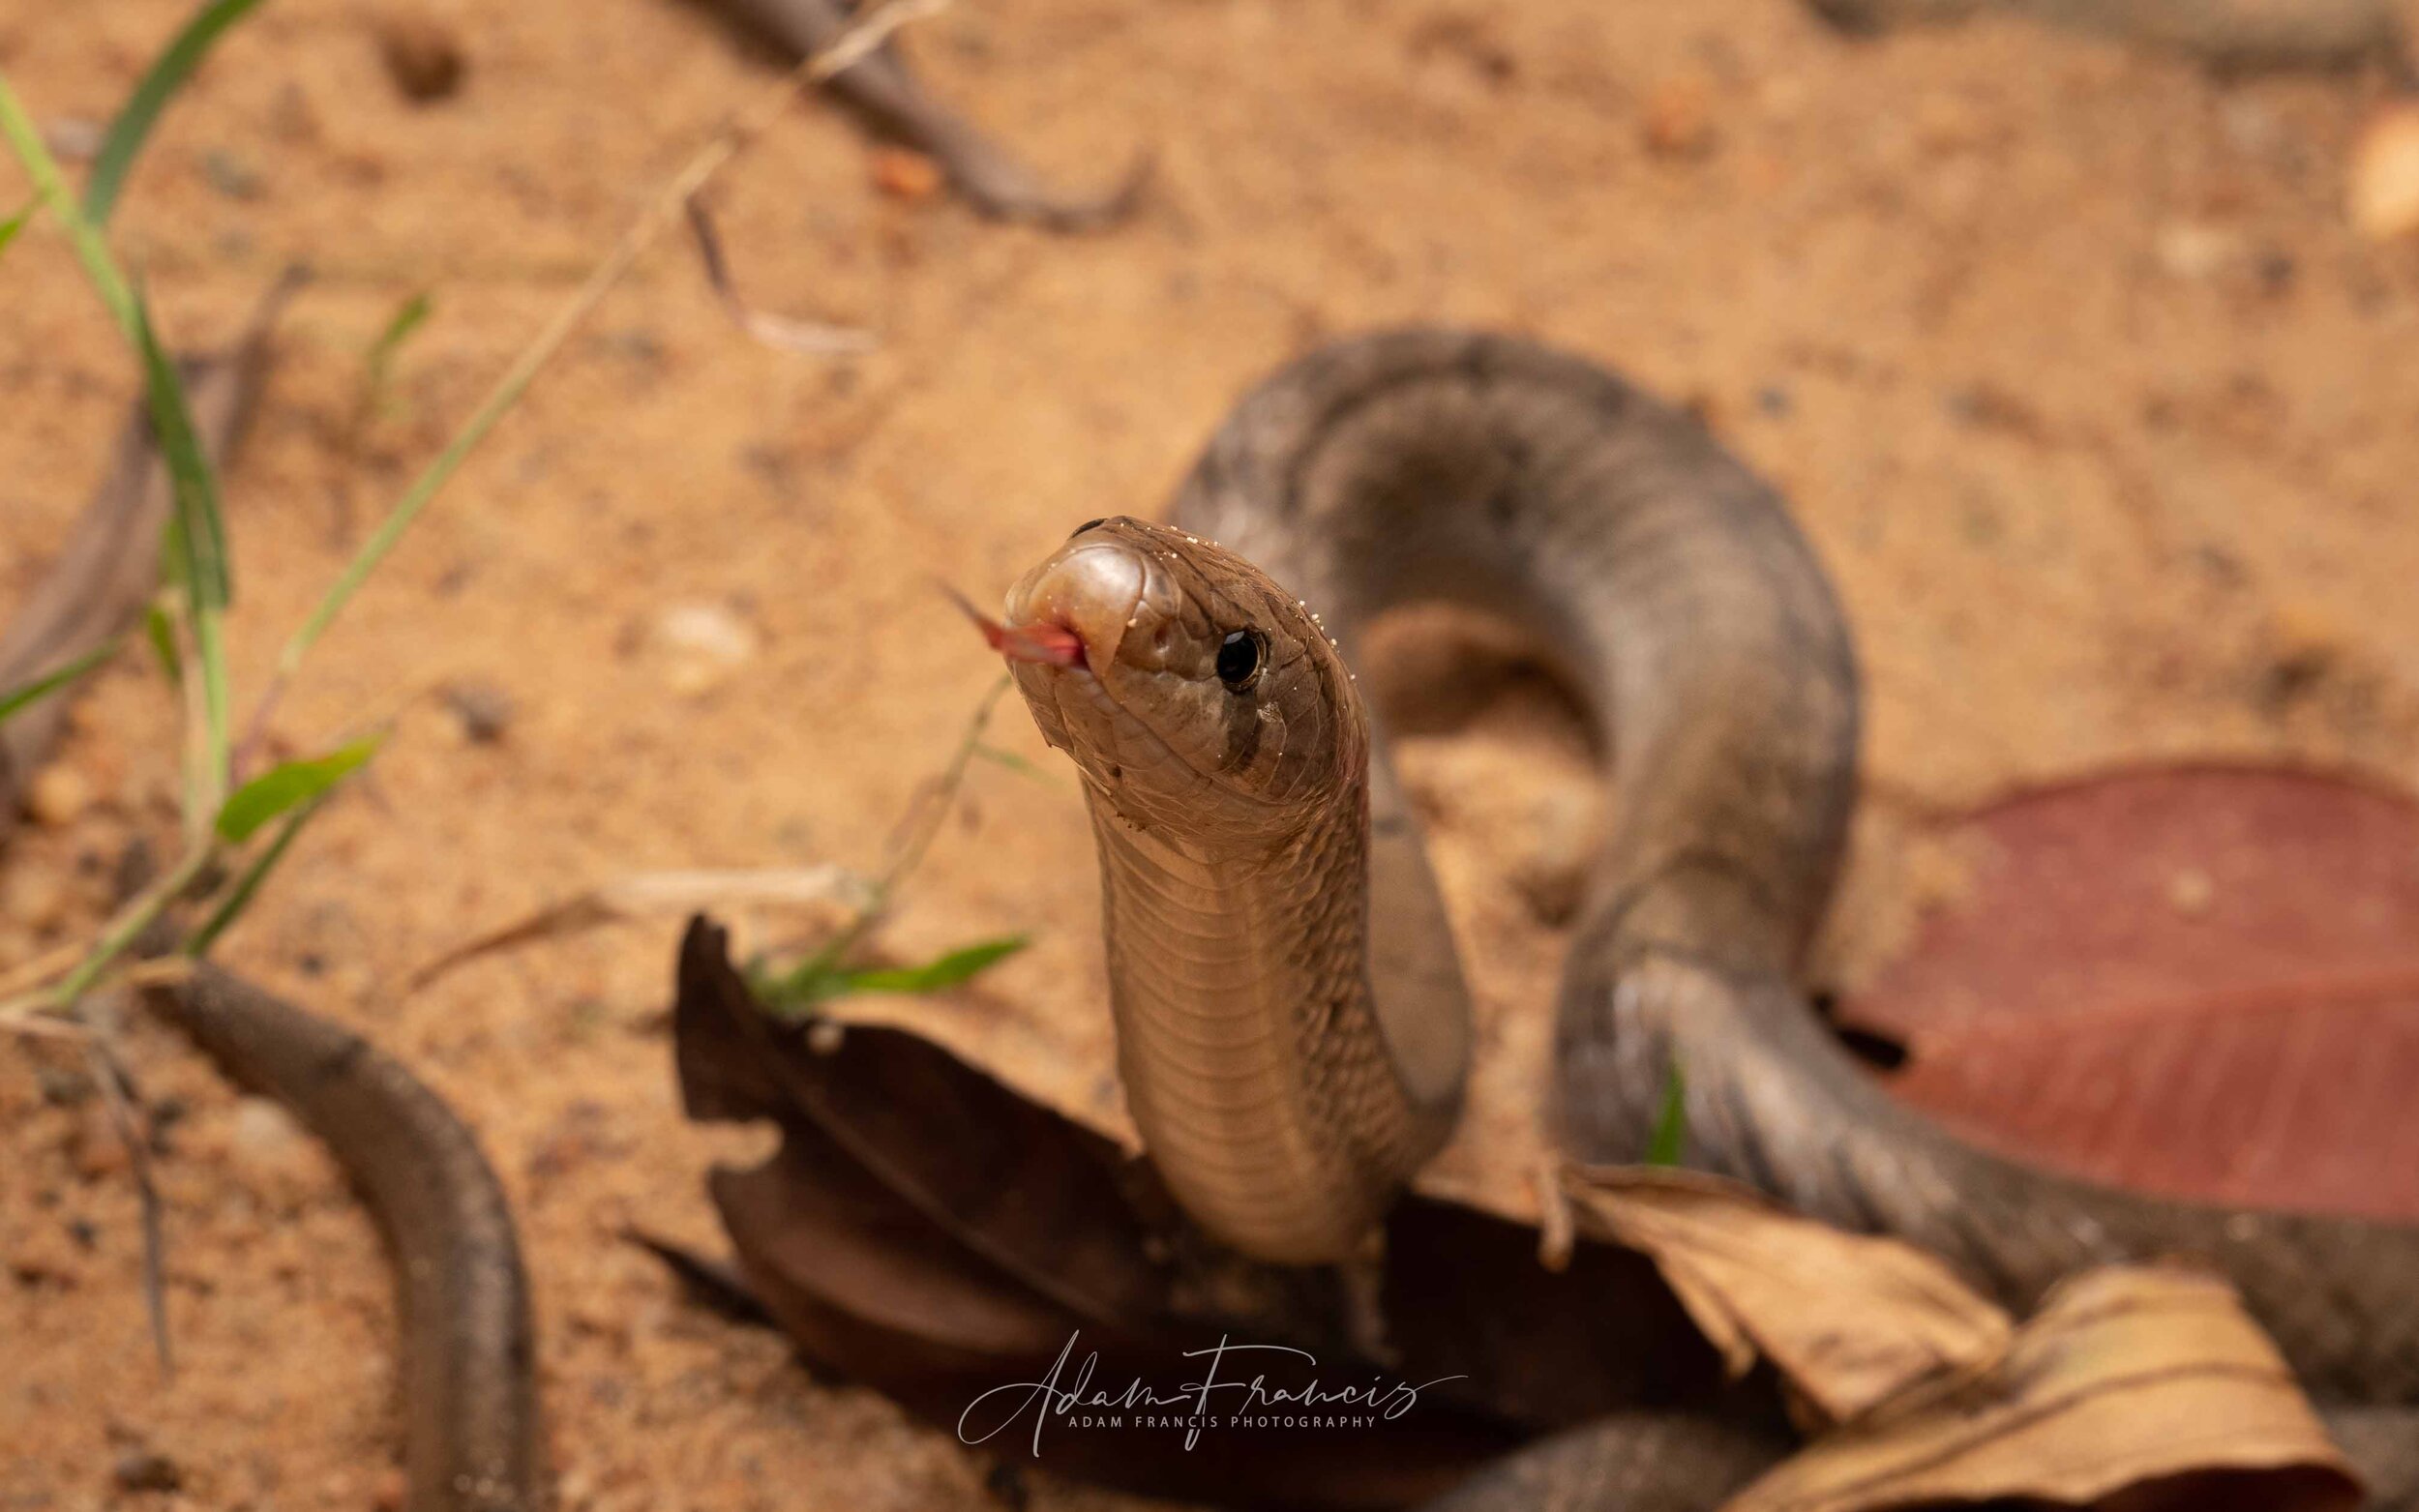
[1003, 537, 1150, 673]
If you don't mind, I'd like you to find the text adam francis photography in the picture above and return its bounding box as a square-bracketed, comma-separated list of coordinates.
[956, 1333, 1467, 1454]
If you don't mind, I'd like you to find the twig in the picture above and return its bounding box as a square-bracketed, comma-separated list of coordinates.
[706, 0, 1150, 229]
[0, 1006, 94, 1043]
[808, 672, 1012, 971]
[87, 1037, 173, 1378]
[684, 195, 877, 356]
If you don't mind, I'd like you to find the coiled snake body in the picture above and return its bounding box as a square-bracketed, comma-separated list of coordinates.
[1001, 328, 2419, 1499]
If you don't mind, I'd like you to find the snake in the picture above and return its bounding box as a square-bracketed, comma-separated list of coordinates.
[997, 327, 2419, 1504]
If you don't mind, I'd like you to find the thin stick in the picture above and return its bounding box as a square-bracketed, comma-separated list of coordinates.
[808, 673, 1011, 972]
[87, 1038, 174, 1378]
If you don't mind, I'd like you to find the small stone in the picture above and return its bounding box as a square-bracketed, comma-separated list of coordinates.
[442, 679, 515, 744]
[2349, 99, 2419, 242]
[376, 11, 466, 104]
[869, 145, 944, 203]
[2155, 221, 2242, 281]
[653, 602, 760, 697]
[112, 1448, 181, 1493]
[202, 148, 263, 199]
[1641, 76, 1717, 159]
[231, 1096, 306, 1156]
[43, 116, 103, 162]
[23, 763, 93, 827]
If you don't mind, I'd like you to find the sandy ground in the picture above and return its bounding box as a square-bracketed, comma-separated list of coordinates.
[6, 0, 2419, 1507]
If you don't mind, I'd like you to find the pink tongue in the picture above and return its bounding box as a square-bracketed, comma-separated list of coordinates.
[988, 619, 1087, 667]
[941, 582, 1088, 667]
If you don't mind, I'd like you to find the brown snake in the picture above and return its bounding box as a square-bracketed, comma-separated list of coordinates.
[1000, 328, 2419, 1504]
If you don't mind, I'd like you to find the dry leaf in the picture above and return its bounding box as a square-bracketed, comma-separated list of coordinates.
[1839, 766, 2419, 1221]
[1723, 1267, 2360, 1512]
[668, 918, 1769, 1505]
[1560, 1166, 2012, 1424]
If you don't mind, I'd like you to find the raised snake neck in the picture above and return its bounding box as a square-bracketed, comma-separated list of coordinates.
[1004, 328, 2419, 1497]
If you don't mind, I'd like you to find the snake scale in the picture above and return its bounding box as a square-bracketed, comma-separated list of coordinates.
[1000, 327, 2419, 1504]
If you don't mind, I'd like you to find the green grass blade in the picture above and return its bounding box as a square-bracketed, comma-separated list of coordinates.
[143, 602, 183, 687]
[0, 637, 121, 723]
[185, 794, 322, 954]
[0, 198, 30, 257]
[756, 934, 1030, 1014]
[366, 289, 432, 389]
[1644, 1058, 1687, 1168]
[83, 0, 267, 225]
[131, 296, 230, 610]
[837, 935, 1029, 994]
[214, 733, 379, 844]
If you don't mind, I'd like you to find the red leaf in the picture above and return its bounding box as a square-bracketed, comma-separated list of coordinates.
[1839, 764, 2419, 1222]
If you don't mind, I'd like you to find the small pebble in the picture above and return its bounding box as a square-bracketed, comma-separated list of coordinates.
[23, 763, 93, 828]
[229, 1096, 314, 1188]
[111, 1449, 181, 1493]
[376, 11, 466, 103]
[442, 679, 515, 744]
[869, 145, 944, 203]
[43, 116, 103, 162]
[653, 602, 760, 697]
[1641, 76, 1717, 159]
[2154, 221, 2242, 282]
[2349, 99, 2419, 242]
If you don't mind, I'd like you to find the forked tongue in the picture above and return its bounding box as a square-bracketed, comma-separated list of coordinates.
[940, 581, 1086, 667]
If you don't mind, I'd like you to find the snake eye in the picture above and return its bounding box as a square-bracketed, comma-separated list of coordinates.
[1215, 629, 1265, 692]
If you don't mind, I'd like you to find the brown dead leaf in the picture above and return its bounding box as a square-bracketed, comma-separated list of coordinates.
[1839, 766, 2419, 1221]
[1561, 1166, 2012, 1425]
[1723, 1266, 2360, 1512]
[672, 916, 1556, 1507]
[670, 919, 2366, 1508]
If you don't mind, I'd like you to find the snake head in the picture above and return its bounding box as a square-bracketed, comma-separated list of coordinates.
[1000, 516, 1365, 842]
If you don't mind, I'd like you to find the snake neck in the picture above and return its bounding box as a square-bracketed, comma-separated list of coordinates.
[1088, 779, 1453, 1265]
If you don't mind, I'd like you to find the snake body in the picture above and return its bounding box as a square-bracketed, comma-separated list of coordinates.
[1003, 328, 2419, 1496]
[146, 968, 544, 1512]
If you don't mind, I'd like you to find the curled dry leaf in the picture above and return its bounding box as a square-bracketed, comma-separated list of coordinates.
[669, 918, 2358, 1509]
[1838, 766, 2419, 1222]
[668, 916, 1762, 1507]
[1559, 1165, 2011, 1425]
[1723, 1267, 2359, 1512]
